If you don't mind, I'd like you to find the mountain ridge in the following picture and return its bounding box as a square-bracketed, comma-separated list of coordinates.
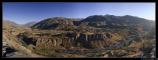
[31, 15, 155, 32]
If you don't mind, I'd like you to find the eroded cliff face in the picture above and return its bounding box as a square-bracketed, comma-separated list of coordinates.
[66, 32, 113, 48]
[17, 30, 128, 50]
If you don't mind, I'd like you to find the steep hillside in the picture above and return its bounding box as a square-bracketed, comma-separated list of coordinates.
[31, 17, 79, 29]
[3, 20, 43, 57]
[81, 15, 155, 32]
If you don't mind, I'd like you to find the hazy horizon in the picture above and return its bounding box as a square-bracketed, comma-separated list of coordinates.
[3, 2, 155, 24]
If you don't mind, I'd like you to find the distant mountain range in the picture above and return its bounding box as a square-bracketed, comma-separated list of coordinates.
[30, 15, 155, 32]
[3, 15, 155, 32]
[23, 21, 37, 27]
[3, 20, 18, 26]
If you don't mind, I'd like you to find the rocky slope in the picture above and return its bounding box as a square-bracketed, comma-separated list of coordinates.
[3, 20, 43, 57]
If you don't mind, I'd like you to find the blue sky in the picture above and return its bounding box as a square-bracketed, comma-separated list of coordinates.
[3, 2, 155, 24]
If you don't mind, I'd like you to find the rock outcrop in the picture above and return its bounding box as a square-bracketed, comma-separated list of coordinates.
[17, 31, 115, 49]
